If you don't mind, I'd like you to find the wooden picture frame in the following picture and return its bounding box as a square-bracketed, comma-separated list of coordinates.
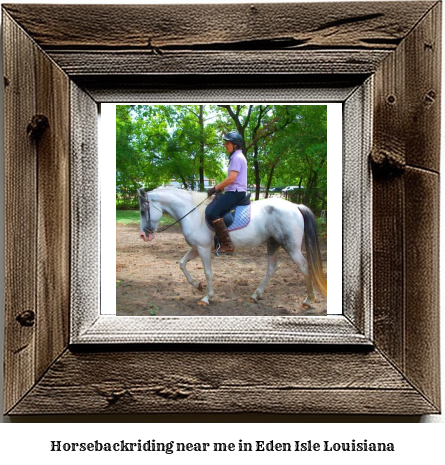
[3, 2, 441, 415]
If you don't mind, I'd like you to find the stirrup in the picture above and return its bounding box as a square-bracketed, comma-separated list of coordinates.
[214, 242, 221, 256]
[212, 236, 221, 255]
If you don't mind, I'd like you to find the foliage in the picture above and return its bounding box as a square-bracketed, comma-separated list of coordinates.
[116, 210, 175, 227]
[116, 209, 141, 225]
[116, 104, 327, 214]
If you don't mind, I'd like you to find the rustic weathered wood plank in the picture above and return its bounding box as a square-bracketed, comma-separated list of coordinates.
[404, 167, 440, 408]
[35, 37, 71, 381]
[371, 1, 441, 174]
[70, 83, 100, 339]
[371, 2, 441, 412]
[8, 349, 438, 415]
[12, 387, 437, 416]
[400, 1, 441, 412]
[2, 2, 441, 417]
[3, 11, 72, 412]
[47, 50, 390, 76]
[404, 2, 441, 172]
[372, 175, 405, 367]
[371, 7, 408, 371]
[3, 12, 38, 414]
[73, 315, 370, 345]
[342, 80, 372, 334]
[2, 2, 435, 50]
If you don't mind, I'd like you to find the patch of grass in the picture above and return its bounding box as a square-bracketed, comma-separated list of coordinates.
[116, 210, 140, 225]
[116, 210, 175, 227]
[147, 303, 160, 316]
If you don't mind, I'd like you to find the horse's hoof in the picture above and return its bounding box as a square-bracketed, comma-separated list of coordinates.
[197, 300, 209, 306]
[301, 301, 315, 309]
[302, 296, 318, 309]
[249, 298, 258, 304]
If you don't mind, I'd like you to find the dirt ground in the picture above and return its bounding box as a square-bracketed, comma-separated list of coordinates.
[116, 223, 327, 317]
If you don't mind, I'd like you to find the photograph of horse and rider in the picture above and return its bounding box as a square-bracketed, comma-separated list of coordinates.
[116, 105, 327, 316]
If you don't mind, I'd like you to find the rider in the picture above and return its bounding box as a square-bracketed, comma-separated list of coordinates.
[206, 131, 247, 254]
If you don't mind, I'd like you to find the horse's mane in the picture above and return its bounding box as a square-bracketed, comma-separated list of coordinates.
[152, 187, 212, 223]
[190, 191, 212, 223]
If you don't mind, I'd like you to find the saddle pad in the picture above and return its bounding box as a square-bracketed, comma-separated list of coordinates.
[206, 204, 252, 232]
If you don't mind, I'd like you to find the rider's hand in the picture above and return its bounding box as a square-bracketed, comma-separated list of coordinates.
[207, 186, 217, 197]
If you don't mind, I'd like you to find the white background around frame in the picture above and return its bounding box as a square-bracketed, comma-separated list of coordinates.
[0, 0, 443, 459]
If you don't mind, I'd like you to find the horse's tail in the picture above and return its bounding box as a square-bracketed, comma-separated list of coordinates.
[297, 205, 327, 298]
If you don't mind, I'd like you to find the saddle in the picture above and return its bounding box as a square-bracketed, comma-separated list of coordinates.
[222, 192, 251, 228]
[206, 192, 252, 231]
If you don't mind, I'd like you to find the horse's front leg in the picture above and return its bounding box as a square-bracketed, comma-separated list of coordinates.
[196, 245, 214, 305]
[179, 247, 203, 291]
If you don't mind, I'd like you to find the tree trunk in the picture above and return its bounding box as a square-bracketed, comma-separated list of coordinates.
[180, 175, 188, 190]
[265, 156, 279, 199]
[198, 105, 205, 191]
[252, 145, 260, 200]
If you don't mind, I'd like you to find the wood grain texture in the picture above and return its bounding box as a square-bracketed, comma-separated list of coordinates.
[404, 168, 440, 407]
[342, 80, 372, 335]
[371, 10, 407, 370]
[372, 175, 405, 367]
[2, 2, 435, 50]
[8, 349, 437, 415]
[3, 12, 38, 414]
[3, 11, 72, 412]
[1, 2, 434, 81]
[372, 1, 441, 173]
[47, 50, 390, 77]
[2, 2, 441, 416]
[404, 2, 441, 172]
[73, 315, 370, 346]
[70, 83, 100, 338]
[372, 2, 441, 411]
[35, 36, 71, 382]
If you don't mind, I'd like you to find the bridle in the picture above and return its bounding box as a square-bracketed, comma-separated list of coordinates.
[140, 198, 161, 236]
[141, 194, 210, 235]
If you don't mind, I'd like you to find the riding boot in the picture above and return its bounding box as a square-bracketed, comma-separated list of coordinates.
[212, 218, 235, 254]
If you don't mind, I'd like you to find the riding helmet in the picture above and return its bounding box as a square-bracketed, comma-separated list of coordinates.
[223, 131, 244, 147]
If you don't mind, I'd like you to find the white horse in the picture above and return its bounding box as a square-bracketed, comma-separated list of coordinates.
[138, 187, 326, 307]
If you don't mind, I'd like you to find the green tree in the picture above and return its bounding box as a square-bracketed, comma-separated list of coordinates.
[116, 105, 224, 198]
[116, 104, 327, 214]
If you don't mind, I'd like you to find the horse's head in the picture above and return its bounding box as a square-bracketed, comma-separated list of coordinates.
[138, 188, 162, 242]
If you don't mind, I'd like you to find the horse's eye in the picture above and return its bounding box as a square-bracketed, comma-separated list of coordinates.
[140, 210, 145, 215]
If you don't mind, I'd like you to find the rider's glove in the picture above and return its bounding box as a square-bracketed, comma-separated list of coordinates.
[207, 186, 217, 197]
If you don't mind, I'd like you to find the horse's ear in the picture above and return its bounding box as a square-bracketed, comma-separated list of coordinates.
[137, 188, 146, 199]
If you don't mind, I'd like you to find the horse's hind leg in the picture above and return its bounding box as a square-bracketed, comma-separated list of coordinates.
[251, 239, 280, 303]
[288, 249, 316, 308]
[179, 247, 203, 291]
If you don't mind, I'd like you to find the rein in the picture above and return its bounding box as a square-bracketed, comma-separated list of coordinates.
[143, 194, 210, 235]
